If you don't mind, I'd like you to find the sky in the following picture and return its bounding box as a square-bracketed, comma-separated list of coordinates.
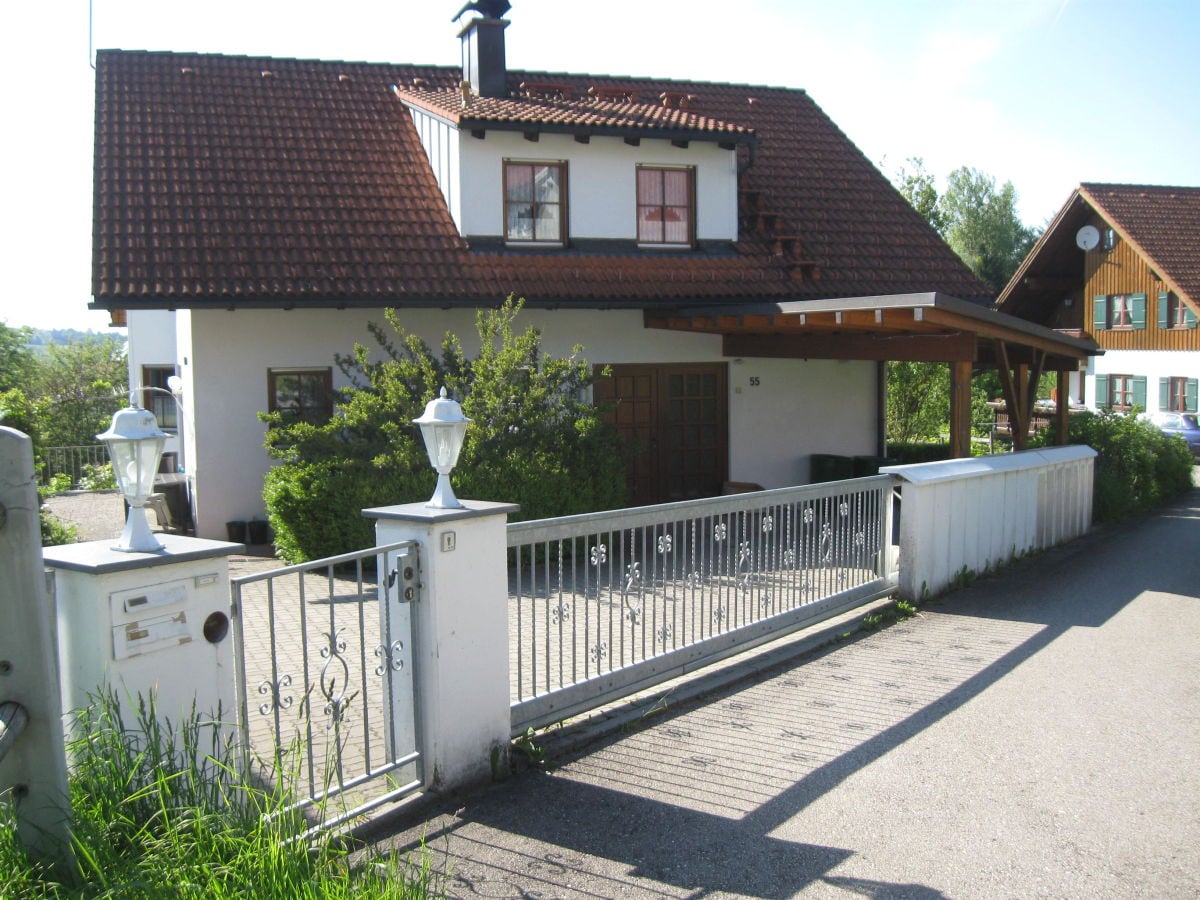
[1, 0, 1197, 331]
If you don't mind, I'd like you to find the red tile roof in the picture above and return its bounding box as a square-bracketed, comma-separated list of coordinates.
[92, 50, 986, 310]
[1080, 183, 1200, 305]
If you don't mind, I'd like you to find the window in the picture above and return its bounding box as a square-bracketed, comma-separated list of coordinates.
[1092, 293, 1146, 331]
[503, 161, 566, 243]
[1096, 373, 1145, 410]
[1161, 376, 1199, 413]
[1158, 292, 1198, 330]
[636, 166, 695, 246]
[142, 365, 178, 430]
[268, 368, 333, 425]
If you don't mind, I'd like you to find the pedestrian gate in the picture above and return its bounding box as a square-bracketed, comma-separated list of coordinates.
[230, 540, 421, 833]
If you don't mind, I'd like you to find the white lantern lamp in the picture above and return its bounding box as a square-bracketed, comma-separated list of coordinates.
[97, 405, 168, 552]
[412, 387, 471, 509]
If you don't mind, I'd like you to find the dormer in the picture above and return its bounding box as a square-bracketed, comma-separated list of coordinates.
[397, 3, 756, 249]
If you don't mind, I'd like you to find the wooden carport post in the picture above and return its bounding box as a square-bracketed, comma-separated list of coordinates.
[949, 359, 973, 459]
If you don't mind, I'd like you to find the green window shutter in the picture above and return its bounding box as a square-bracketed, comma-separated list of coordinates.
[1095, 374, 1109, 408]
[1158, 292, 1170, 330]
[1092, 295, 1108, 331]
[1159, 377, 1170, 411]
[1186, 305, 1198, 329]
[1132, 375, 1147, 410]
[1130, 293, 1147, 329]
[1188, 379, 1199, 413]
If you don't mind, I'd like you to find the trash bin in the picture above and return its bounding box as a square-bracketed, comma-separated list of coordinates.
[246, 519, 270, 545]
[225, 520, 247, 543]
[810, 454, 853, 483]
[852, 455, 898, 478]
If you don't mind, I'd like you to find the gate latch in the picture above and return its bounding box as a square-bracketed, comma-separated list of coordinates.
[387, 547, 420, 604]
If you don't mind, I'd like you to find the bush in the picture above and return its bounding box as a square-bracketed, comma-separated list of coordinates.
[1034, 410, 1194, 522]
[885, 442, 953, 465]
[263, 297, 627, 562]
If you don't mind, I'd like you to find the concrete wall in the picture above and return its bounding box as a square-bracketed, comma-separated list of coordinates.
[163, 306, 879, 538]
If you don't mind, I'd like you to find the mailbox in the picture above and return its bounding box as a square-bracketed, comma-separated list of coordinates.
[42, 535, 242, 742]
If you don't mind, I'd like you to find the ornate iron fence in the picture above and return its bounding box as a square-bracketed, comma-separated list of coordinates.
[508, 476, 897, 733]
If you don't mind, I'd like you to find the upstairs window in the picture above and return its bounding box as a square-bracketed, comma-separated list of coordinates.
[504, 161, 566, 244]
[1158, 291, 1198, 330]
[636, 166, 695, 246]
[268, 368, 333, 425]
[1093, 293, 1146, 331]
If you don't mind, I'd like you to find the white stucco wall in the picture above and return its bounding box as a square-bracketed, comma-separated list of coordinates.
[125, 310, 181, 459]
[1086, 350, 1200, 410]
[407, 120, 739, 241]
[165, 307, 878, 539]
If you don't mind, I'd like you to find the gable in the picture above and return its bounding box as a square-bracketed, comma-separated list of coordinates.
[92, 50, 987, 312]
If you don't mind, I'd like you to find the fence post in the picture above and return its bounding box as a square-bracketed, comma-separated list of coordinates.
[0, 427, 72, 862]
[364, 500, 518, 793]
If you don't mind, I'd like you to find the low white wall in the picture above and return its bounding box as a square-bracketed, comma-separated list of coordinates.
[883, 446, 1096, 600]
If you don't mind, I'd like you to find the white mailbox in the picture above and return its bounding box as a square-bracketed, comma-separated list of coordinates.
[42, 535, 242, 739]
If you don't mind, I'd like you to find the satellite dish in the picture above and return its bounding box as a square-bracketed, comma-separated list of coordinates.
[1076, 225, 1100, 251]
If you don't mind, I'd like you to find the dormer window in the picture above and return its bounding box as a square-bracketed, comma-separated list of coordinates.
[637, 165, 695, 246]
[504, 160, 566, 244]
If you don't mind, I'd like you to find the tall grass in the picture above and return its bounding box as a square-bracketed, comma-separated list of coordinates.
[0, 692, 441, 899]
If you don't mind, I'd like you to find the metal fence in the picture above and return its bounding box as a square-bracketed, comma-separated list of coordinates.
[507, 476, 897, 733]
[41, 444, 109, 487]
[230, 541, 422, 834]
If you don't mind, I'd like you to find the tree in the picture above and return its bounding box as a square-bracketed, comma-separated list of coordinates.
[28, 335, 127, 448]
[891, 157, 948, 236]
[939, 166, 1040, 291]
[262, 296, 628, 561]
[0, 321, 35, 394]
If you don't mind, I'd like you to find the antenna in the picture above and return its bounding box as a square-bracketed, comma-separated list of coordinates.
[89, 0, 95, 70]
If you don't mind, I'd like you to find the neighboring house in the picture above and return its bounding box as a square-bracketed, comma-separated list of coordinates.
[997, 183, 1199, 416]
[92, 5, 1094, 539]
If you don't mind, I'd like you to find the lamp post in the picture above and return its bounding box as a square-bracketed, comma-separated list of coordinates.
[413, 387, 471, 509]
[96, 405, 167, 552]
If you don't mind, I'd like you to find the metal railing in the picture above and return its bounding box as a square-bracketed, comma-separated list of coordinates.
[41, 444, 109, 487]
[508, 476, 897, 733]
[230, 540, 422, 834]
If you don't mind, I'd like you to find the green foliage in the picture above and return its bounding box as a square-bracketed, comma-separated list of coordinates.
[940, 167, 1040, 291]
[886, 361, 950, 444]
[890, 157, 949, 235]
[76, 462, 117, 492]
[28, 335, 128, 449]
[1032, 410, 1194, 522]
[0, 320, 36, 393]
[263, 296, 627, 561]
[0, 691, 442, 898]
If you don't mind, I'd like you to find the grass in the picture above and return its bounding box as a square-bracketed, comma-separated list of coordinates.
[0, 692, 442, 899]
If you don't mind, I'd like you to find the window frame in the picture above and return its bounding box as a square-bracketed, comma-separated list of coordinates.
[1162, 376, 1199, 413]
[141, 365, 179, 431]
[635, 165, 697, 248]
[1096, 373, 1146, 411]
[1158, 291, 1198, 330]
[502, 160, 568, 246]
[267, 368, 334, 426]
[1093, 293, 1147, 331]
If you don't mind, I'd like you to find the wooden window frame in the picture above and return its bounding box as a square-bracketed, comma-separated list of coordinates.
[1163, 376, 1199, 413]
[141, 365, 178, 431]
[502, 160, 567, 245]
[1159, 291, 1198, 330]
[268, 368, 333, 425]
[1094, 293, 1146, 331]
[1098, 373, 1145, 412]
[636, 165, 696, 247]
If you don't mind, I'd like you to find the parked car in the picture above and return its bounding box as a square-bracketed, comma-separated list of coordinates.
[1139, 412, 1200, 458]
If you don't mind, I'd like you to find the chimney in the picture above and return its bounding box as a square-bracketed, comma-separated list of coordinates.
[455, 2, 510, 99]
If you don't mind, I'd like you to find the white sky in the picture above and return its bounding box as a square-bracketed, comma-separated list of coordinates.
[2, 0, 1197, 330]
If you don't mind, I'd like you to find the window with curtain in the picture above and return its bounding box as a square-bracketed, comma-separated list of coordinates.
[636, 166, 695, 246]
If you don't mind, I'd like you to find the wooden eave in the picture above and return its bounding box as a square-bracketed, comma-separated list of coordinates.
[646, 292, 1100, 370]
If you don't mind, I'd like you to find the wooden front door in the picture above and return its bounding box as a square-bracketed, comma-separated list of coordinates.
[595, 363, 728, 506]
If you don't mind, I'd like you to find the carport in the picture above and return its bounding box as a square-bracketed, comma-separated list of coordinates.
[646, 292, 1101, 457]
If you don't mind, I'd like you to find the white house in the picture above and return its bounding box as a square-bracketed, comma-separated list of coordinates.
[93, 5, 1094, 540]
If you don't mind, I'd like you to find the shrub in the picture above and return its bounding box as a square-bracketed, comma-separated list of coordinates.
[1034, 410, 1194, 522]
[263, 297, 627, 562]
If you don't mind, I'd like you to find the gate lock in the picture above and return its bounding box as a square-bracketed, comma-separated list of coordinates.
[387, 547, 420, 604]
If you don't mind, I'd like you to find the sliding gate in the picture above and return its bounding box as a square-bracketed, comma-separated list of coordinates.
[230, 540, 422, 833]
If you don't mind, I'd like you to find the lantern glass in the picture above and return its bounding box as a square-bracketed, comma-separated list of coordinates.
[412, 388, 471, 509]
[420, 421, 466, 472]
[107, 435, 166, 501]
[97, 406, 168, 552]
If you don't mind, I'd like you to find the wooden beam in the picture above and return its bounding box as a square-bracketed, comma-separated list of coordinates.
[949, 360, 973, 459]
[1056, 369, 1070, 446]
[724, 331, 977, 362]
[922, 307, 1091, 361]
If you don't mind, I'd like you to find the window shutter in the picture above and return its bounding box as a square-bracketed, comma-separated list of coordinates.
[1186, 305, 1198, 329]
[1132, 375, 1147, 410]
[1188, 378, 1199, 413]
[1095, 374, 1109, 408]
[1130, 293, 1147, 330]
[1159, 377, 1170, 411]
[1092, 295, 1108, 331]
[1158, 292, 1170, 330]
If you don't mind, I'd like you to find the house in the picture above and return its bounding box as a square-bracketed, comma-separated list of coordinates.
[997, 183, 1199, 416]
[91, 4, 1096, 539]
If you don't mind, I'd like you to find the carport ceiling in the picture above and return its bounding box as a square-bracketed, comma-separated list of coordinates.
[645, 292, 1099, 370]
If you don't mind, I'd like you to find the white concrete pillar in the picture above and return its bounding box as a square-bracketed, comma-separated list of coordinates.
[364, 500, 517, 793]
